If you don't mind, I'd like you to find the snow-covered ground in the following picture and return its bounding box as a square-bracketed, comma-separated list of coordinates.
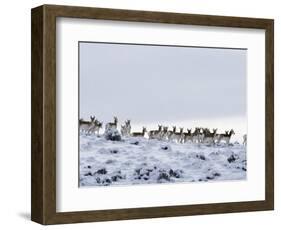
[79, 134, 247, 187]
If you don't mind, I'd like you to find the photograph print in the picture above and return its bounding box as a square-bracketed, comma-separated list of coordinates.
[79, 42, 247, 187]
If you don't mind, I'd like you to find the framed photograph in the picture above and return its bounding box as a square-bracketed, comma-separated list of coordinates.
[31, 4, 274, 225]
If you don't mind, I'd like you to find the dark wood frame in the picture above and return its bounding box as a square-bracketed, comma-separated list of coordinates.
[31, 4, 274, 225]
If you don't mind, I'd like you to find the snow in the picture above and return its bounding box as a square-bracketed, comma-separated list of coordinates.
[79, 134, 247, 187]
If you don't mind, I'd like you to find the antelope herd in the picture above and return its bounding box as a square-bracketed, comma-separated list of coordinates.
[79, 116, 242, 145]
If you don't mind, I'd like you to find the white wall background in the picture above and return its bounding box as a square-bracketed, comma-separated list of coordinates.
[0, 0, 279, 229]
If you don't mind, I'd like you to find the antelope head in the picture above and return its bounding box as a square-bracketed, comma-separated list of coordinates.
[193, 127, 199, 134]
[172, 126, 176, 132]
[90, 116, 95, 122]
[142, 127, 147, 133]
[202, 128, 209, 135]
[187, 128, 192, 134]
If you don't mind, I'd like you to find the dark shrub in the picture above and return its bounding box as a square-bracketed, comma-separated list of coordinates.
[197, 154, 206, 160]
[213, 172, 221, 177]
[95, 168, 107, 175]
[130, 141, 139, 145]
[84, 172, 92, 176]
[227, 154, 236, 163]
[110, 149, 118, 154]
[169, 169, 182, 178]
[158, 172, 170, 181]
[104, 128, 122, 141]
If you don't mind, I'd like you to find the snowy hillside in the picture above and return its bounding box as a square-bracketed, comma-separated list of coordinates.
[79, 134, 247, 187]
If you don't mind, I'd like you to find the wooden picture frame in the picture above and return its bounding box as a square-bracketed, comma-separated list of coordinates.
[31, 4, 274, 225]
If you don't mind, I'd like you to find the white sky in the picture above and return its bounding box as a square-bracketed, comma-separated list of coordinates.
[79, 42, 247, 141]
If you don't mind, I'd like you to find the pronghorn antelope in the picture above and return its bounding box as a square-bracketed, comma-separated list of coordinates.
[170, 127, 183, 143]
[125, 120, 131, 135]
[88, 120, 103, 135]
[167, 126, 177, 141]
[121, 119, 131, 136]
[79, 116, 95, 125]
[203, 128, 217, 144]
[191, 127, 201, 143]
[148, 125, 162, 139]
[198, 127, 205, 143]
[217, 129, 235, 145]
[121, 125, 127, 136]
[131, 127, 147, 137]
[79, 115, 239, 145]
[182, 128, 192, 143]
[214, 130, 227, 143]
[243, 134, 247, 146]
[161, 126, 169, 141]
[79, 116, 96, 134]
[105, 116, 118, 131]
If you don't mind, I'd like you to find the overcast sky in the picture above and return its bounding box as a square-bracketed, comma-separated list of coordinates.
[79, 42, 247, 126]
